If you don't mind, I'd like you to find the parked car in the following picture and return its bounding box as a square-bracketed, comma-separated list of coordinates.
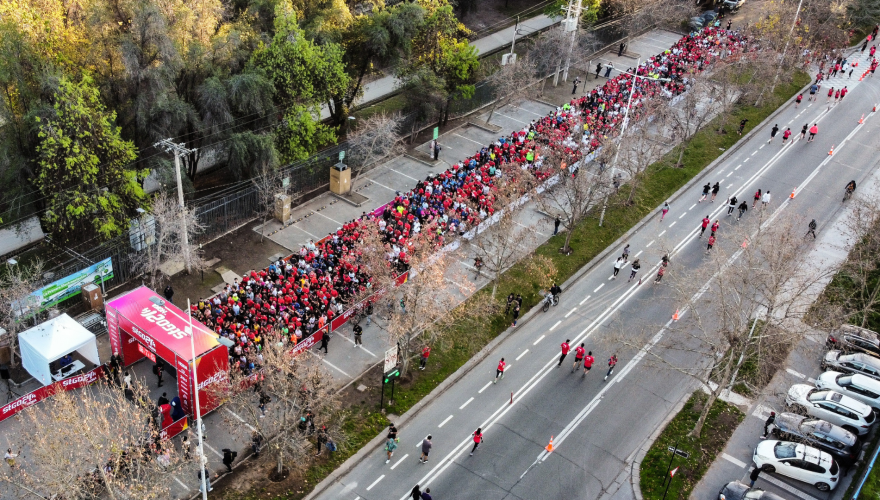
[772, 412, 860, 465]
[785, 384, 875, 435]
[823, 350, 880, 381]
[718, 481, 786, 499]
[826, 325, 880, 358]
[689, 10, 718, 30]
[722, 0, 746, 10]
[816, 371, 880, 410]
[752, 441, 840, 491]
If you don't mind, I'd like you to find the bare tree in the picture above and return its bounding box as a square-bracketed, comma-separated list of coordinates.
[611, 99, 668, 205]
[132, 190, 207, 289]
[0, 379, 193, 499]
[346, 112, 405, 178]
[0, 258, 45, 365]
[483, 56, 539, 125]
[216, 337, 340, 480]
[661, 76, 723, 168]
[252, 164, 302, 243]
[609, 214, 839, 436]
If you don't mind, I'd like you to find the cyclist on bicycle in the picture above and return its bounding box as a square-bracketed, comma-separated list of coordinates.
[549, 283, 562, 299]
[845, 180, 857, 194]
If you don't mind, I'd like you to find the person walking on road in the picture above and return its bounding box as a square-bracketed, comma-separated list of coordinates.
[699, 216, 711, 238]
[808, 83, 818, 101]
[318, 332, 330, 354]
[494, 358, 506, 383]
[628, 259, 641, 283]
[654, 265, 665, 284]
[699, 182, 711, 202]
[572, 77, 581, 95]
[737, 200, 748, 220]
[660, 202, 670, 220]
[768, 124, 779, 143]
[582, 351, 595, 378]
[604, 63, 614, 78]
[749, 467, 761, 488]
[706, 234, 716, 254]
[761, 191, 772, 208]
[710, 182, 721, 202]
[800, 123, 808, 140]
[412, 485, 422, 500]
[621, 244, 630, 261]
[710, 220, 720, 237]
[558, 340, 571, 367]
[353, 323, 363, 346]
[827, 87, 834, 103]
[419, 435, 432, 463]
[385, 436, 398, 464]
[795, 94, 803, 108]
[727, 196, 737, 215]
[421, 488, 433, 500]
[808, 123, 818, 142]
[470, 428, 484, 456]
[781, 128, 791, 144]
[572, 344, 586, 372]
[605, 354, 618, 381]
[752, 189, 762, 209]
[612, 257, 624, 279]
[806, 219, 818, 238]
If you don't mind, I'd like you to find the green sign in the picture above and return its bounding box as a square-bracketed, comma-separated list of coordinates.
[433, 127, 439, 140]
[16, 258, 114, 315]
[384, 369, 400, 384]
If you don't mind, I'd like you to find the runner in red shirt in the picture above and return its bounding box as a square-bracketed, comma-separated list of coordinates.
[494, 358, 506, 384]
[782, 128, 791, 144]
[558, 340, 571, 367]
[571, 344, 586, 373]
[470, 428, 484, 456]
[605, 354, 618, 381]
[700, 216, 711, 238]
[795, 94, 802, 108]
[582, 351, 595, 377]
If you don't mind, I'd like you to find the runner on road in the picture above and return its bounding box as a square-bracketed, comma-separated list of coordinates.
[605, 354, 618, 381]
[698, 182, 711, 202]
[612, 257, 624, 279]
[706, 235, 716, 254]
[727, 196, 737, 215]
[628, 259, 641, 283]
[752, 189, 762, 208]
[827, 87, 834, 103]
[737, 200, 748, 220]
[700, 216, 711, 238]
[470, 429, 483, 456]
[654, 266, 665, 284]
[800, 123, 808, 140]
[582, 351, 595, 378]
[806, 219, 818, 239]
[795, 94, 803, 108]
[808, 124, 818, 142]
[711, 220, 720, 237]
[768, 124, 779, 143]
[558, 340, 571, 367]
[660, 201, 670, 220]
[808, 83, 818, 101]
[762, 191, 772, 208]
[494, 358, 506, 383]
[572, 344, 586, 373]
[782, 128, 792, 144]
[711, 182, 721, 202]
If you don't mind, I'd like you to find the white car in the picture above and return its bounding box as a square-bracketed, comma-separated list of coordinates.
[785, 384, 876, 435]
[817, 371, 880, 410]
[752, 441, 840, 491]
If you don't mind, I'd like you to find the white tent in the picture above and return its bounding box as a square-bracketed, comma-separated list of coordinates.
[19, 314, 100, 386]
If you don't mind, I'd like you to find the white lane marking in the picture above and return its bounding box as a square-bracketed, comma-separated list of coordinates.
[786, 368, 806, 379]
[453, 133, 485, 146]
[460, 397, 474, 409]
[727, 184, 734, 189]
[759, 473, 820, 500]
[533, 335, 546, 345]
[438, 415, 454, 428]
[726, 172, 733, 177]
[744, 158, 750, 162]
[669, 221, 676, 228]
[478, 381, 493, 393]
[647, 240, 655, 247]
[173, 476, 189, 491]
[679, 212, 687, 219]
[550, 320, 561, 331]
[390, 455, 409, 470]
[367, 475, 385, 491]
[370, 179, 398, 192]
[494, 111, 528, 125]
[516, 349, 529, 361]
[658, 230, 666, 237]
[386, 167, 419, 181]
[516, 220, 548, 236]
[337, 332, 379, 357]
[689, 203, 697, 210]
[634, 251, 642, 258]
[224, 408, 257, 432]
[760, 144, 766, 149]
[787, 119, 793, 125]
[751, 151, 757, 156]
[721, 453, 748, 468]
[594, 284, 605, 292]
[202, 441, 224, 458]
[735, 164, 742, 170]
[323, 359, 352, 378]
[565, 308, 577, 318]
[312, 210, 344, 225]
[579, 295, 591, 305]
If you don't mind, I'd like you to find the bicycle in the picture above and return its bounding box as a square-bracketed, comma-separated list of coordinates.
[843, 187, 854, 202]
[541, 292, 560, 312]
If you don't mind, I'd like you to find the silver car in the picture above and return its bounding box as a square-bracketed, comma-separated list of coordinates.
[718, 481, 785, 499]
[823, 350, 880, 381]
[826, 325, 880, 358]
[772, 412, 860, 465]
[785, 384, 875, 435]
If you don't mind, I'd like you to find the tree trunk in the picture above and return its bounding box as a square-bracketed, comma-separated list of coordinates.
[690, 389, 717, 437]
[491, 281, 497, 299]
[563, 226, 574, 253]
[676, 143, 686, 167]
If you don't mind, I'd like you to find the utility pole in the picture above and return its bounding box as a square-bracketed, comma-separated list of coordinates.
[510, 16, 519, 56]
[154, 139, 197, 273]
[557, 0, 583, 85]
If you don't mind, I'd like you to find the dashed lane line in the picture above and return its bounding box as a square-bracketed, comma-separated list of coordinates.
[533, 335, 546, 345]
[669, 221, 676, 227]
[647, 240, 655, 247]
[311, 210, 344, 225]
[390, 455, 409, 470]
[224, 408, 257, 432]
[454, 133, 485, 146]
[438, 415, 454, 428]
[202, 441, 224, 459]
[173, 476, 189, 491]
[735, 164, 742, 170]
[659, 230, 666, 237]
[478, 381, 493, 393]
[579, 295, 591, 305]
[366, 475, 385, 491]
[550, 320, 561, 331]
[634, 251, 643, 258]
[721, 453, 747, 468]
[323, 359, 352, 378]
[679, 212, 687, 219]
[594, 283, 604, 292]
[565, 308, 577, 318]
[516, 349, 529, 361]
[460, 397, 474, 409]
[386, 167, 419, 182]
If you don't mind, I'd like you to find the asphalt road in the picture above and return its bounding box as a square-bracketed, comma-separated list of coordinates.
[310, 60, 880, 500]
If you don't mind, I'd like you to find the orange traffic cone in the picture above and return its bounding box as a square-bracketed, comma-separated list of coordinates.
[860, 74, 865, 81]
[875, 106, 877, 112]
[829, 145, 835, 155]
[546, 436, 555, 453]
[790, 187, 796, 199]
[860, 114, 865, 124]
[672, 310, 680, 321]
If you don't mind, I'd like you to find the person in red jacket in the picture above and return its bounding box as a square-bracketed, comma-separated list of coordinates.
[582, 351, 595, 377]
[558, 340, 571, 367]
[572, 344, 586, 373]
[699, 216, 711, 238]
[420, 346, 431, 370]
[494, 358, 506, 384]
[470, 428, 484, 456]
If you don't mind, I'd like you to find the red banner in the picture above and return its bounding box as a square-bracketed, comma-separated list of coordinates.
[0, 365, 105, 423]
[160, 416, 188, 440]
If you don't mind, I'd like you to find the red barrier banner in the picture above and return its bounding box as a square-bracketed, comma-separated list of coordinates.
[0, 365, 105, 423]
[291, 328, 325, 356]
[160, 416, 188, 440]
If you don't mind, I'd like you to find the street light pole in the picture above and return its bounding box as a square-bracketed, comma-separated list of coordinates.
[187, 298, 209, 499]
[768, 0, 804, 95]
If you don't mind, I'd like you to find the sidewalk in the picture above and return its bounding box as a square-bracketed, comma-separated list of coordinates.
[319, 14, 560, 118]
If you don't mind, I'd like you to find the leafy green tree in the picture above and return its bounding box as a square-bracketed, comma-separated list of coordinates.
[34, 74, 145, 243]
[250, 0, 347, 162]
